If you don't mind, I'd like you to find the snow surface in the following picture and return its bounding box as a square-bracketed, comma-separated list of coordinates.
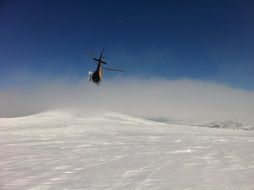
[0, 110, 254, 190]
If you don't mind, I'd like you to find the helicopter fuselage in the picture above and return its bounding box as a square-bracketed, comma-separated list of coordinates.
[89, 61, 102, 85]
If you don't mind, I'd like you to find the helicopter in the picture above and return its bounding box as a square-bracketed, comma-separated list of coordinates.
[88, 47, 125, 86]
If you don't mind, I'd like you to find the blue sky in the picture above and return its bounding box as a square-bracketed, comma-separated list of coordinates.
[0, 0, 254, 89]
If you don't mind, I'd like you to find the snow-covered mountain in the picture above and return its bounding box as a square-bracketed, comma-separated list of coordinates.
[199, 120, 254, 131]
[0, 110, 254, 190]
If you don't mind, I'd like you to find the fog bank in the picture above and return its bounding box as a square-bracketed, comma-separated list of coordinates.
[1, 78, 254, 123]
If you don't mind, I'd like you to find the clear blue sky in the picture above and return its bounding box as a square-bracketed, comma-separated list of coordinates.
[0, 0, 254, 89]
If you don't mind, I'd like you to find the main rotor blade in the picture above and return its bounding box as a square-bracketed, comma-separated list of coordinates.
[99, 46, 105, 59]
[88, 49, 98, 64]
[93, 58, 107, 64]
[103, 67, 126, 72]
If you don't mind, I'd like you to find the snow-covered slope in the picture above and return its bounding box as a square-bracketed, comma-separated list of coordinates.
[0, 110, 254, 190]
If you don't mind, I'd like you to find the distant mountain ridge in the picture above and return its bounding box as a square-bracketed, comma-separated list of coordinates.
[198, 120, 254, 131]
[1, 109, 253, 131]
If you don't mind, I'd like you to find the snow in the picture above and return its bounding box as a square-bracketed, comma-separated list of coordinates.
[0, 110, 254, 190]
